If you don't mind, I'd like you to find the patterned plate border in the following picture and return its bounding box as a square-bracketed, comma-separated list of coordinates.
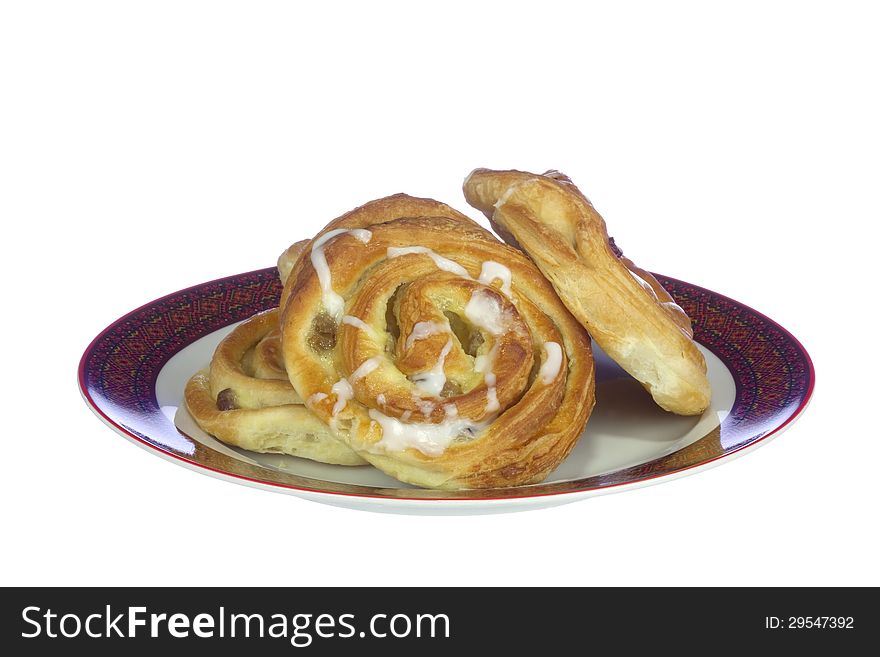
[79, 268, 815, 501]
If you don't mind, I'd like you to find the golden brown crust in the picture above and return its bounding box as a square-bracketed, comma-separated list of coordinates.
[208, 308, 301, 408]
[277, 240, 309, 287]
[463, 168, 710, 416]
[280, 194, 596, 489]
[184, 308, 366, 466]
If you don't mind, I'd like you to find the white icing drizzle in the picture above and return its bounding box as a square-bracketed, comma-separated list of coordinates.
[465, 289, 507, 336]
[376, 393, 387, 407]
[401, 411, 412, 422]
[404, 321, 450, 350]
[311, 229, 372, 318]
[328, 358, 382, 428]
[349, 229, 372, 244]
[416, 399, 436, 416]
[444, 403, 458, 419]
[368, 409, 487, 456]
[474, 348, 496, 375]
[330, 378, 354, 428]
[307, 392, 328, 407]
[350, 357, 381, 382]
[475, 342, 501, 415]
[539, 342, 563, 385]
[342, 315, 375, 334]
[387, 246, 516, 303]
[478, 261, 513, 298]
[387, 246, 469, 277]
[410, 338, 453, 397]
[484, 375, 500, 413]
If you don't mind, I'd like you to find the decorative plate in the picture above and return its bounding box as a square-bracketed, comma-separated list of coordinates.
[79, 269, 814, 514]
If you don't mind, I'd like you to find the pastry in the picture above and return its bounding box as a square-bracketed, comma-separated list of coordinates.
[463, 168, 710, 416]
[280, 194, 596, 489]
[184, 242, 366, 465]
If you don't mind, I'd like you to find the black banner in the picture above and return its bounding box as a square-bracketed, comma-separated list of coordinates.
[1, 588, 872, 654]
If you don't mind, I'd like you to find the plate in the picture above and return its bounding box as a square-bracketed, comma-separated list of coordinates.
[79, 268, 814, 514]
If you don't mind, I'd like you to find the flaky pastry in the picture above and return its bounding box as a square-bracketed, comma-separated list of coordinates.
[463, 168, 710, 416]
[184, 242, 366, 465]
[280, 194, 595, 489]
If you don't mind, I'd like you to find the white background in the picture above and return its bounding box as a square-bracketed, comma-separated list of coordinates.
[2, 1, 877, 586]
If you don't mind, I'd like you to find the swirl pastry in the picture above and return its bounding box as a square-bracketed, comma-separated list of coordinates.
[184, 243, 366, 465]
[280, 194, 595, 489]
[463, 168, 711, 416]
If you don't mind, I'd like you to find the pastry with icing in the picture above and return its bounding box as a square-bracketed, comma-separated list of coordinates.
[280, 194, 596, 489]
[184, 242, 366, 465]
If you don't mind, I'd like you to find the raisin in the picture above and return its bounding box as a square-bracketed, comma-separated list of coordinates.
[216, 388, 238, 411]
[308, 312, 337, 352]
[441, 380, 462, 397]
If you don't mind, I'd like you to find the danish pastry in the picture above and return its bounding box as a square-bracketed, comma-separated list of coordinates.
[463, 168, 710, 416]
[184, 241, 366, 465]
[280, 194, 596, 489]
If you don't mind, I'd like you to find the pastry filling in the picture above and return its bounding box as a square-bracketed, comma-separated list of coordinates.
[307, 312, 337, 352]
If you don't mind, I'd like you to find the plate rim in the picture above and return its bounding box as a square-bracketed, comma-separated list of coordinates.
[78, 269, 816, 505]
